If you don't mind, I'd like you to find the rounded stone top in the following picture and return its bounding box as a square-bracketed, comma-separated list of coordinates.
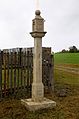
[35, 10, 41, 16]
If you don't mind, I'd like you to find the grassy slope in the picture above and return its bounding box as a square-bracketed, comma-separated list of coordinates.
[53, 53, 79, 118]
[54, 53, 79, 65]
[54, 52, 79, 85]
[54, 68, 79, 85]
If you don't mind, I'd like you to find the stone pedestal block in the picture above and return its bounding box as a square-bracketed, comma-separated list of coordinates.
[21, 98, 56, 111]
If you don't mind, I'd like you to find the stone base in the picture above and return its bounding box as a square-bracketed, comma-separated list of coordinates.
[21, 98, 56, 111]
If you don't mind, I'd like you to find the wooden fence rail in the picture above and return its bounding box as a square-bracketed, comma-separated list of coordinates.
[0, 47, 53, 100]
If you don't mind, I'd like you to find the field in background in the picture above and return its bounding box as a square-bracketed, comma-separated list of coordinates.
[54, 52, 79, 85]
[53, 52, 79, 118]
[54, 53, 79, 65]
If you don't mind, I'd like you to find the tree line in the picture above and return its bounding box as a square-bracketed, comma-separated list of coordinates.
[61, 46, 79, 53]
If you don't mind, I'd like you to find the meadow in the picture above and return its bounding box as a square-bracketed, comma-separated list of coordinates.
[54, 52, 79, 65]
[54, 52, 79, 85]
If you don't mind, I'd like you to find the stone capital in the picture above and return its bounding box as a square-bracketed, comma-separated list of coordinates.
[30, 31, 47, 38]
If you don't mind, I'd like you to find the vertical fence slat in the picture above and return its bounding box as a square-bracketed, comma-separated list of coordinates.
[20, 48, 23, 89]
[48, 55, 54, 92]
[29, 49, 33, 96]
[22, 49, 24, 89]
[23, 50, 27, 90]
[30, 49, 33, 85]
[0, 50, 2, 99]
[7, 51, 9, 92]
[14, 51, 17, 95]
[19, 48, 22, 89]
[10, 51, 13, 94]
[17, 49, 20, 91]
[3, 50, 7, 97]
[27, 51, 30, 93]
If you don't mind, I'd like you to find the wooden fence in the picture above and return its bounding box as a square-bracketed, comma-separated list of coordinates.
[0, 47, 54, 99]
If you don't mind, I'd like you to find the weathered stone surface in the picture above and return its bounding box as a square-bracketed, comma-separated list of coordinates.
[21, 98, 56, 111]
[32, 83, 44, 102]
[21, 10, 56, 111]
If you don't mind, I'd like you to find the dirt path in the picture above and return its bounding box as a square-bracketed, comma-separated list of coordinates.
[55, 65, 79, 75]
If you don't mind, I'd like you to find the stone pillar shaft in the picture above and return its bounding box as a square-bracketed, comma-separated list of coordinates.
[32, 37, 44, 102]
[33, 37, 42, 83]
[30, 10, 46, 102]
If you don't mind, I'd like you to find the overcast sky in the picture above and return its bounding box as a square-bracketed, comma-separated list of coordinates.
[0, 0, 79, 52]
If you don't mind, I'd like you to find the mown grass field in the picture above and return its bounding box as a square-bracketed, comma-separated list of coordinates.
[0, 52, 79, 119]
[54, 52, 79, 85]
[54, 53, 79, 65]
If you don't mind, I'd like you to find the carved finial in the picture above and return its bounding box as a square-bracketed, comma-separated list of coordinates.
[35, 10, 41, 16]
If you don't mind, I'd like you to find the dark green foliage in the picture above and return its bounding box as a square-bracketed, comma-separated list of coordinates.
[69, 46, 78, 53]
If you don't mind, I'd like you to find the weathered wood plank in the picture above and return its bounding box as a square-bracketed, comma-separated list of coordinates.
[17, 49, 20, 91]
[20, 48, 23, 89]
[14, 51, 17, 94]
[10, 51, 13, 94]
[27, 51, 30, 93]
[6, 51, 9, 91]
[3, 50, 7, 96]
[0, 50, 2, 98]
[23, 50, 27, 90]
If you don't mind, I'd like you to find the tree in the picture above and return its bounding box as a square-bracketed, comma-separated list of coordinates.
[69, 46, 78, 53]
[61, 49, 68, 53]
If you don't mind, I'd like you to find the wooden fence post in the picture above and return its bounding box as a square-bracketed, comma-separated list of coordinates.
[23, 49, 27, 90]
[3, 50, 7, 97]
[20, 48, 22, 89]
[0, 50, 2, 99]
[13, 50, 17, 95]
[17, 48, 20, 91]
[6, 50, 9, 94]
[10, 50, 13, 95]
[27, 50, 30, 93]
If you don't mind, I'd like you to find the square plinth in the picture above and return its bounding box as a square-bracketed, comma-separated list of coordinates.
[21, 98, 56, 111]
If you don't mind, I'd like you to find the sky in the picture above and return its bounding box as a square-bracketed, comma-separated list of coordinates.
[0, 0, 79, 52]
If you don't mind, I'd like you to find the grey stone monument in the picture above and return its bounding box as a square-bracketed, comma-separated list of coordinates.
[21, 10, 56, 111]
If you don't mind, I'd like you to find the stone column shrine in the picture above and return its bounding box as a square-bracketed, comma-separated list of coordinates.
[21, 10, 56, 111]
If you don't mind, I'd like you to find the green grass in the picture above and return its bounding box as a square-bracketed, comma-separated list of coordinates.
[54, 52, 79, 85]
[54, 68, 79, 86]
[54, 53, 79, 64]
